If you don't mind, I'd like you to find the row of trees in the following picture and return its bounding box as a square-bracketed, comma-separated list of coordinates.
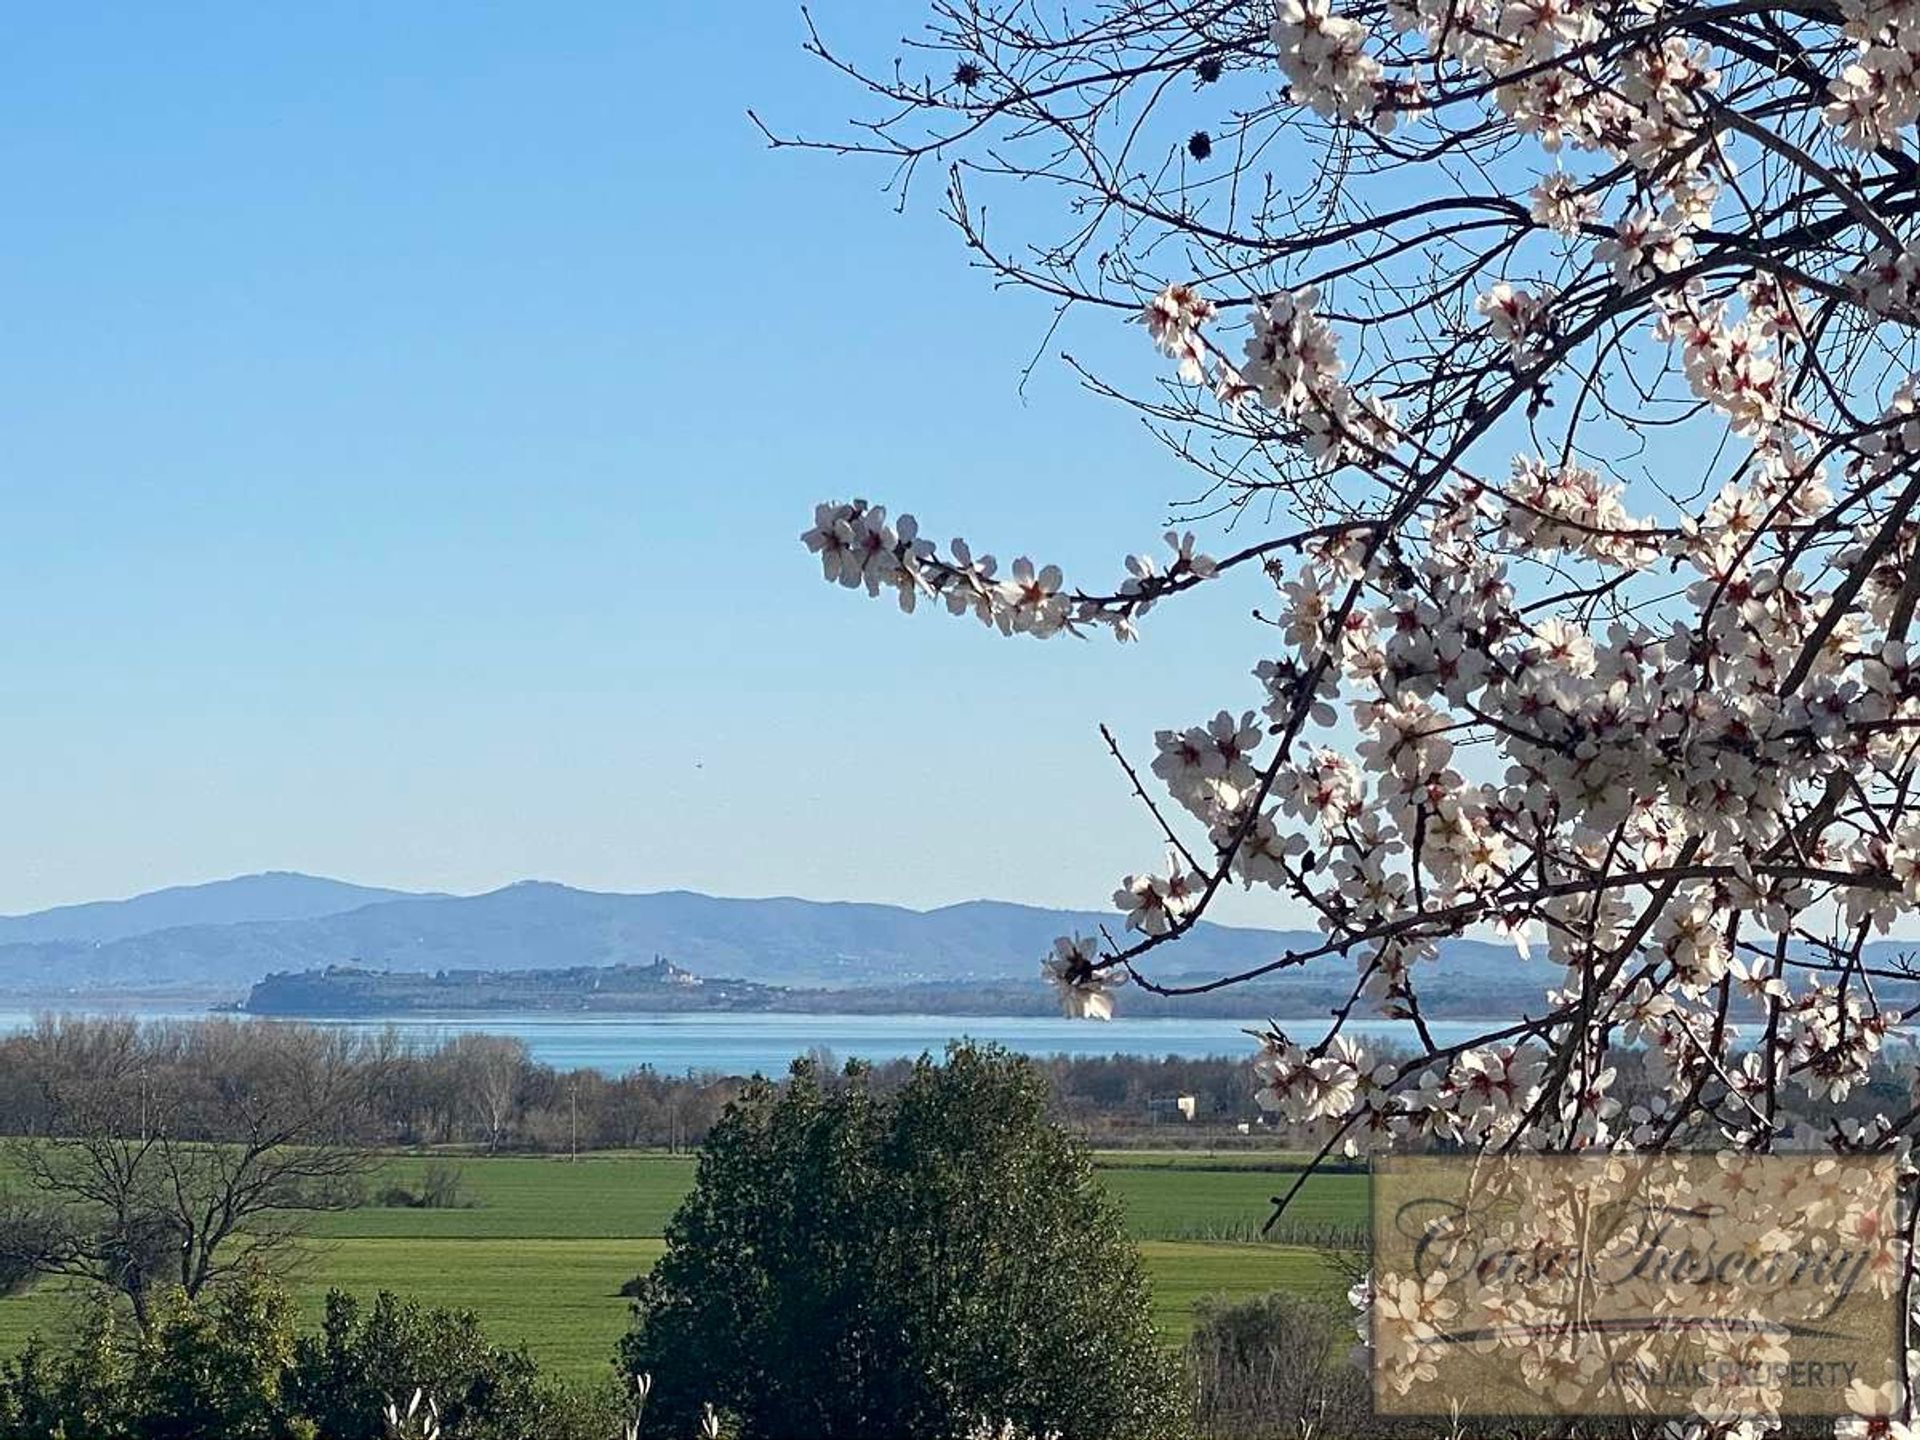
[0, 1017, 747, 1154]
[0, 1014, 1447, 1161]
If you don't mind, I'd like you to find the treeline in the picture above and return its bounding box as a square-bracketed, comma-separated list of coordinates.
[0, 1018, 744, 1155]
[0, 1017, 1290, 1156]
[0, 1016, 1902, 1160]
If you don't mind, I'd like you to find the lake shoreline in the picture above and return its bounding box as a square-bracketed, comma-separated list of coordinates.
[0, 1007, 1513, 1074]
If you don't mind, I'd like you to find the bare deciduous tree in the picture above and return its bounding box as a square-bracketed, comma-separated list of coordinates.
[447, 1032, 528, 1155]
[0, 1016, 377, 1326]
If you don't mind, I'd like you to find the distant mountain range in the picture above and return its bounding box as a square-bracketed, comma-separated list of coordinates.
[0, 872, 1913, 1010]
[0, 873, 424, 948]
[0, 874, 1369, 998]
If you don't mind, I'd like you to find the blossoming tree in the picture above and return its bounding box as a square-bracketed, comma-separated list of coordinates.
[787, 2, 1920, 1431]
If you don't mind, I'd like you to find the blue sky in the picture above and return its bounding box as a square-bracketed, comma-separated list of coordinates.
[0, 2, 1308, 923]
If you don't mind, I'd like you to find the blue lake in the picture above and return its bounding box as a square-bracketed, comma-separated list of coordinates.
[0, 1009, 1500, 1075]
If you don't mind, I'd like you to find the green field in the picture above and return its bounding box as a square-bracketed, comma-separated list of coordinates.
[1095, 1159, 1368, 1240]
[0, 1151, 1364, 1382]
[308, 1151, 1369, 1243]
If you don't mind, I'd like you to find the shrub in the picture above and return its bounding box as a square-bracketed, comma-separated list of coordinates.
[0, 1277, 616, 1440]
[0, 1271, 299, 1440]
[284, 1289, 617, 1440]
[418, 1161, 467, 1210]
[623, 1042, 1182, 1440]
[1187, 1291, 1370, 1440]
[375, 1162, 469, 1212]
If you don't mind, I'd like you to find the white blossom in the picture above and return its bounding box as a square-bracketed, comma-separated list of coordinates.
[1042, 934, 1116, 1020]
[1137, 282, 1217, 383]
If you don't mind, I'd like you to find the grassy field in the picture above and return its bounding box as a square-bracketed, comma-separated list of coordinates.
[307, 1151, 1369, 1243]
[1095, 1159, 1368, 1240]
[310, 1153, 699, 1240]
[0, 1150, 1365, 1383]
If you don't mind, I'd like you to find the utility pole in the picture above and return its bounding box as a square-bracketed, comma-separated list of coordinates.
[569, 1076, 578, 1163]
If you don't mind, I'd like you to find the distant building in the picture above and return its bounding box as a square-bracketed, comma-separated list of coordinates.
[1145, 1094, 1198, 1123]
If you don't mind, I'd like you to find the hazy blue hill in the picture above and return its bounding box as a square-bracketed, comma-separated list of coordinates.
[0, 873, 1909, 1004]
[0, 872, 426, 947]
[0, 879, 1354, 994]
